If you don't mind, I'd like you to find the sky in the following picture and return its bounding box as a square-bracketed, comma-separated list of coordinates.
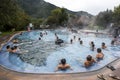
[44, 0, 120, 15]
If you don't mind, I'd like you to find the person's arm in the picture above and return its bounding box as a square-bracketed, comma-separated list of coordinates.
[84, 61, 89, 67]
[55, 67, 59, 72]
[54, 65, 60, 72]
[68, 64, 73, 70]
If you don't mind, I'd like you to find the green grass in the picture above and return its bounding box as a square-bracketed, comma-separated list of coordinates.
[0, 31, 19, 37]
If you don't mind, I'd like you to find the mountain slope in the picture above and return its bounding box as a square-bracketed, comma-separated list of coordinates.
[17, 0, 94, 28]
[17, 0, 57, 18]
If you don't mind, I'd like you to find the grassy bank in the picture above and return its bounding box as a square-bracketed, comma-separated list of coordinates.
[0, 31, 19, 37]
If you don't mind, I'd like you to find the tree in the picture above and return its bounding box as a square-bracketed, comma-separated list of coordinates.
[0, 0, 30, 31]
[113, 5, 120, 25]
[46, 8, 68, 26]
[95, 9, 113, 29]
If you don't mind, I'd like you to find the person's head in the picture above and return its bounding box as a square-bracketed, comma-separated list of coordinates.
[39, 37, 41, 40]
[97, 48, 102, 53]
[91, 41, 94, 45]
[102, 42, 105, 46]
[70, 39, 73, 43]
[6, 45, 10, 49]
[14, 46, 18, 49]
[86, 55, 92, 61]
[55, 33, 57, 36]
[78, 38, 81, 41]
[61, 58, 66, 65]
[11, 47, 15, 50]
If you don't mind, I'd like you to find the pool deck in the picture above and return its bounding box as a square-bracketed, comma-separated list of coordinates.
[0, 32, 120, 80]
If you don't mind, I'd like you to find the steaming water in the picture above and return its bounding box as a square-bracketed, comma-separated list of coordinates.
[0, 29, 120, 73]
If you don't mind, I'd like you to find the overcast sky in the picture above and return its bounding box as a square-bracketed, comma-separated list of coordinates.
[44, 0, 120, 15]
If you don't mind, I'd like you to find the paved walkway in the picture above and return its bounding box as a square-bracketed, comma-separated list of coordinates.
[0, 33, 120, 80]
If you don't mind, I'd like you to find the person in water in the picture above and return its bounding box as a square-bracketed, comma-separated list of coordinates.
[96, 48, 104, 61]
[84, 55, 96, 68]
[73, 36, 76, 40]
[12, 38, 19, 44]
[90, 41, 95, 51]
[78, 38, 81, 41]
[70, 39, 73, 44]
[6, 45, 11, 52]
[13, 46, 20, 53]
[40, 32, 43, 37]
[55, 58, 72, 72]
[10, 47, 16, 53]
[101, 42, 107, 49]
[111, 40, 115, 46]
[80, 40, 83, 45]
[55, 33, 59, 40]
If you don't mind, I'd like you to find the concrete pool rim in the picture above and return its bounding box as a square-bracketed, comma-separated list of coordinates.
[0, 30, 119, 75]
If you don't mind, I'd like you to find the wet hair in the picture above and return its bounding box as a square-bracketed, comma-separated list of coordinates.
[11, 47, 15, 50]
[92, 44, 95, 47]
[102, 42, 105, 46]
[39, 37, 41, 40]
[91, 41, 94, 45]
[78, 38, 81, 41]
[61, 58, 66, 65]
[86, 55, 92, 61]
[14, 46, 18, 49]
[97, 48, 101, 53]
[6, 45, 10, 49]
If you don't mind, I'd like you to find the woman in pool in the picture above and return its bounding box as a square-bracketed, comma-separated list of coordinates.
[55, 58, 72, 72]
[101, 42, 107, 49]
[96, 48, 104, 61]
[84, 55, 96, 68]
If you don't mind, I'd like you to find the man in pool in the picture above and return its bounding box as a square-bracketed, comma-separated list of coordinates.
[101, 42, 107, 49]
[84, 55, 96, 68]
[96, 48, 104, 61]
[55, 58, 72, 72]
